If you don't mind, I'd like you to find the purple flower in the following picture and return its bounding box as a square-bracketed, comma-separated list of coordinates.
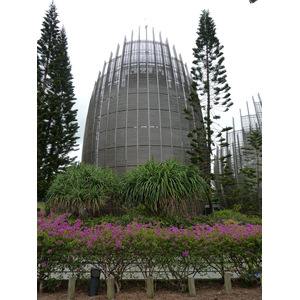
[41, 261, 47, 267]
[75, 265, 83, 273]
[116, 240, 122, 248]
[182, 251, 188, 257]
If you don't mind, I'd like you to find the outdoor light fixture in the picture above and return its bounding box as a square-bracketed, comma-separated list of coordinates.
[89, 268, 101, 296]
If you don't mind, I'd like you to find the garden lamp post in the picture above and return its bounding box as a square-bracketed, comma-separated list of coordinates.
[89, 268, 101, 296]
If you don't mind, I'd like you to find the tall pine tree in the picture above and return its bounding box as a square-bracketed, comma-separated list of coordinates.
[186, 10, 233, 214]
[37, 2, 79, 199]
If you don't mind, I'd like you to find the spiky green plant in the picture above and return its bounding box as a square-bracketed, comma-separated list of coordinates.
[46, 163, 120, 216]
[121, 158, 211, 216]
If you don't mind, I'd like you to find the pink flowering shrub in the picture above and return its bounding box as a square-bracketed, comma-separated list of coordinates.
[37, 213, 262, 291]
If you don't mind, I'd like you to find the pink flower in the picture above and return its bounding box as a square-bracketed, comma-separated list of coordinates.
[116, 240, 122, 248]
[41, 261, 47, 267]
[75, 265, 83, 273]
[182, 251, 188, 257]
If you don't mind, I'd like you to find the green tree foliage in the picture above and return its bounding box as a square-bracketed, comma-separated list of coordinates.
[184, 86, 207, 178]
[186, 10, 233, 214]
[37, 1, 79, 199]
[240, 130, 262, 215]
[120, 158, 211, 216]
[46, 163, 120, 216]
[217, 155, 239, 209]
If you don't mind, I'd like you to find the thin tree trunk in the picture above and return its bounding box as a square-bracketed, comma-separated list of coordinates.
[206, 47, 214, 215]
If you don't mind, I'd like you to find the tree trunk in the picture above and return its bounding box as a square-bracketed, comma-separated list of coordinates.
[206, 47, 214, 216]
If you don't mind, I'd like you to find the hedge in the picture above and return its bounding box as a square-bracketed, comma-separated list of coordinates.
[37, 213, 262, 292]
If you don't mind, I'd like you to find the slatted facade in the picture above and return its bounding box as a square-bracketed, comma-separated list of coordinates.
[82, 28, 193, 172]
[214, 95, 262, 184]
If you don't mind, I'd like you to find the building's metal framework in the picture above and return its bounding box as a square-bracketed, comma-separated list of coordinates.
[214, 94, 262, 201]
[82, 28, 193, 172]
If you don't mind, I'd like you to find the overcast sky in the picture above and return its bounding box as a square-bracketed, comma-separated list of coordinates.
[34, 0, 294, 162]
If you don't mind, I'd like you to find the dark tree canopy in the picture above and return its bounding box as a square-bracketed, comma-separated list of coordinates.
[37, 1, 79, 199]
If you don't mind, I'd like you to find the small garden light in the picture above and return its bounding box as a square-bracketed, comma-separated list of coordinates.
[89, 268, 101, 296]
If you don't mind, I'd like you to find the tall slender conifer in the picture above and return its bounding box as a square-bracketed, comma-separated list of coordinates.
[37, 2, 79, 199]
[186, 10, 233, 214]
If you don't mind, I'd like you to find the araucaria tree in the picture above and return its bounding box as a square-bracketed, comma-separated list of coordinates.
[186, 10, 233, 214]
[240, 130, 262, 215]
[37, 1, 79, 199]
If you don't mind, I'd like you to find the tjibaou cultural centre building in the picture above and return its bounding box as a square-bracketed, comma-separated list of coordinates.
[82, 28, 194, 172]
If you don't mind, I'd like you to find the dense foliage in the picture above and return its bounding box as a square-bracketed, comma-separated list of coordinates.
[79, 208, 261, 229]
[240, 130, 262, 214]
[46, 163, 120, 216]
[214, 130, 262, 216]
[37, 2, 79, 199]
[120, 159, 211, 216]
[38, 213, 262, 292]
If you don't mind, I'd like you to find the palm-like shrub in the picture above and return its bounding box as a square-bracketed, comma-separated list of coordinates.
[121, 158, 211, 216]
[46, 163, 120, 216]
